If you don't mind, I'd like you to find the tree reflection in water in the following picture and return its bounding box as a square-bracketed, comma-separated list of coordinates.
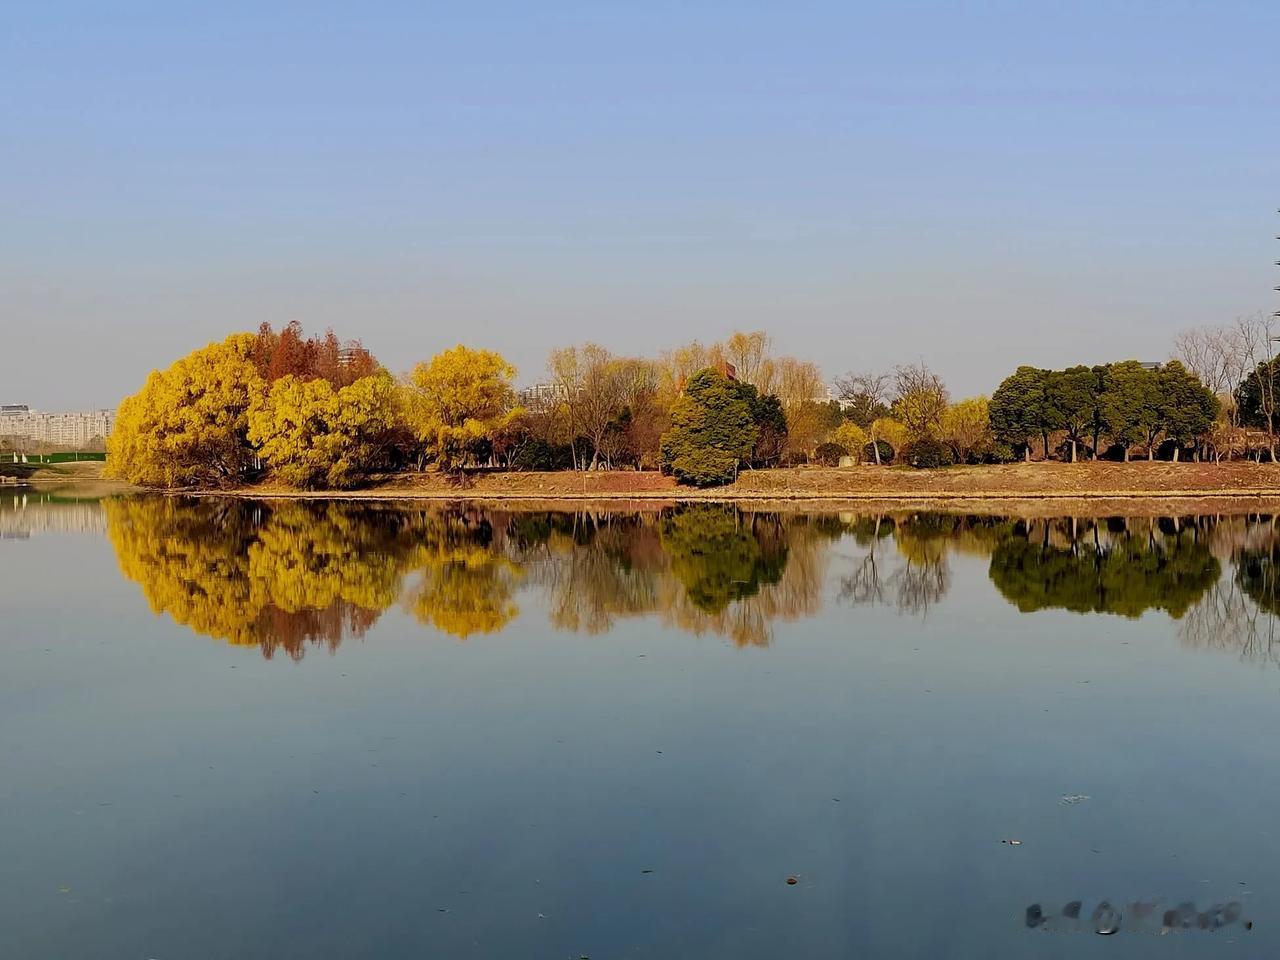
[100, 496, 1280, 667]
[988, 517, 1220, 619]
[1181, 515, 1280, 666]
[105, 498, 407, 659]
[839, 514, 1012, 616]
[104, 498, 841, 654]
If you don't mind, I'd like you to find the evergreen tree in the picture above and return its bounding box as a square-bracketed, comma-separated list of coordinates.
[660, 371, 757, 488]
[1049, 365, 1101, 461]
[1159, 360, 1218, 459]
[1099, 361, 1161, 460]
[990, 366, 1056, 460]
[660, 368, 758, 486]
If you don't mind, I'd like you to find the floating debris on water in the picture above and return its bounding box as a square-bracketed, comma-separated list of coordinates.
[1001, 839, 1022, 846]
[1061, 794, 1091, 805]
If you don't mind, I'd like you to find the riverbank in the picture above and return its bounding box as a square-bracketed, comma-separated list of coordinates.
[190, 461, 1280, 510]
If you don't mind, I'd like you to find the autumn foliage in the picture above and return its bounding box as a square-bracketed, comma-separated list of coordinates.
[106, 321, 1233, 491]
[109, 325, 393, 489]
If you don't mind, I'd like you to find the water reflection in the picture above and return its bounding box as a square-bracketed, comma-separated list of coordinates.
[85, 497, 1280, 664]
[988, 517, 1220, 618]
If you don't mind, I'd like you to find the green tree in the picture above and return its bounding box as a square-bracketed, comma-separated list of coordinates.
[1099, 361, 1161, 461]
[728, 381, 788, 466]
[660, 368, 758, 486]
[1158, 360, 1218, 459]
[989, 366, 1057, 460]
[1048, 366, 1100, 462]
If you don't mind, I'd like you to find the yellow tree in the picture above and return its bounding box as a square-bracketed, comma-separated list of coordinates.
[657, 339, 722, 404]
[939, 396, 994, 464]
[722, 330, 772, 386]
[406, 346, 519, 472]
[107, 333, 265, 487]
[891, 362, 949, 439]
[832, 422, 869, 463]
[248, 372, 400, 489]
[869, 417, 909, 464]
[770, 356, 828, 460]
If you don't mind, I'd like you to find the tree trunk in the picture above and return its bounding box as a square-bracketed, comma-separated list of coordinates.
[1024, 445, 1031, 463]
[1173, 446, 1180, 462]
[1042, 431, 1050, 460]
[1070, 438, 1077, 463]
[873, 441, 881, 465]
[1123, 446, 1130, 463]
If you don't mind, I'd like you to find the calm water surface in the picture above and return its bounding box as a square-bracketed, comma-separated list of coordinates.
[3, 494, 1280, 958]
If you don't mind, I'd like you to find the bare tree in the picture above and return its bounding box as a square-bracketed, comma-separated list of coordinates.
[836, 371, 893, 463]
[1172, 325, 1235, 398]
[549, 344, 633, 470]
[836, 371, 892, 406]
[1234, 312, 1280, 460]
[892, 361, 949, 439]
[722, 330, 772, 387]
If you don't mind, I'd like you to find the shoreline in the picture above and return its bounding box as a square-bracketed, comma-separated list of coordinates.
[176, 463, 1280, 517]
[30, 462, 1280, 516]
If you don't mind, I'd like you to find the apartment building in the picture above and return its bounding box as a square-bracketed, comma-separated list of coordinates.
[0, 407, 115, 447]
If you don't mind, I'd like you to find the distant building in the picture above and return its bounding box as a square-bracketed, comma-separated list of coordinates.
[518, 382, 570, 409]
[1138, 361, 1162, 372]
[0, 409, 115, 448]
[337, 345, 368, 368]
[0, 404, 31, 417]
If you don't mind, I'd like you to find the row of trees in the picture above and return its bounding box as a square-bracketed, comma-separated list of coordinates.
[989, 361, 1217, 462]
[108, 326, 920, 489]
[108, 314, 1280, 489]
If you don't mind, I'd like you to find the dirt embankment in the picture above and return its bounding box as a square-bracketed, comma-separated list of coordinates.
[201, 461, 1280, 513]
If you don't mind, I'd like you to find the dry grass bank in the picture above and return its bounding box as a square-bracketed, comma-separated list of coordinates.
[198, 461, 1280, 513]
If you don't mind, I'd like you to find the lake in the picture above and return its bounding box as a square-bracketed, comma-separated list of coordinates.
[2, 493, 1278, 957]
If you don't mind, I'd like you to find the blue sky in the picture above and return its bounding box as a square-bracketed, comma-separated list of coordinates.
[3, 0, 1277, 408]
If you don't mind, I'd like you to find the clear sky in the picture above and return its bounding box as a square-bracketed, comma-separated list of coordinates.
[3, 0, 1277, 409]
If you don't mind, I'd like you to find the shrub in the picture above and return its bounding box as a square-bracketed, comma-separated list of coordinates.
[668, 448, 740, 487]
[863, 440, 895, 464]
[987, 442, 1017, 464]
[813, 442, 848, 466]
[512, 439, 574, 471]
[900, 437, 954, 469]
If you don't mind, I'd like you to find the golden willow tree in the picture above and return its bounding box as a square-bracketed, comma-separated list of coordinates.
[107, 334, 265, 487]
[404, 345, 521, 471]
[108, 325, 403, 490]
[248, 372, 401, 490]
